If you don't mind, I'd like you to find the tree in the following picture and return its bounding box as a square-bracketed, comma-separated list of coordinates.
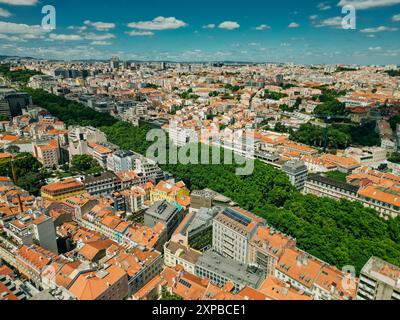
[0, 115, 10, 121]
[314, 99, 348, 117]
[274, 122, 288, 133]
[143, 83, 160, 89]
[325, 171, 348, 183]
[0, 153, 48, 195]
[71, 155, 103, 174]
[161, 286, 182, 300]
[18, 171, 48, 195]
[388, 152, 400, 164]
[385, 70, 400, 77]
[262, 89, 288, 100]
[389, 115, 400, 131]
[25, 85, 400, 275]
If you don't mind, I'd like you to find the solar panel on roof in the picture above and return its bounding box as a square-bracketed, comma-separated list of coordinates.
[179, 279, 192, 288]
[222, 208, 252, 227]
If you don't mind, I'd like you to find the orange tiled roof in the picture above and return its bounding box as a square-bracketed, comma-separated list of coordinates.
[68, 264, 127, 300]
[276, 248, 323, 288]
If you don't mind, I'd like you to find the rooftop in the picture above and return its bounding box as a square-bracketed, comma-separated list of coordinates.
[196, 250, 265, 289]
[361, 256, 400, 290]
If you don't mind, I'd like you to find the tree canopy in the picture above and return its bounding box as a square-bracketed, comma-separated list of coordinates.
[71, 155, 104, 175]
[18, 85, 400, 274]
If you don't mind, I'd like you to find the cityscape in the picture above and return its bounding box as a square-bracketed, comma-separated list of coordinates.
[0, 0, 400, 304]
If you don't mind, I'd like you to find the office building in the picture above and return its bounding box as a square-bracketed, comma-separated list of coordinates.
[144, 200, 183, 238]
[107, 150, 136, 173]
[357, 257, 400, 300]
[282, 160, 308, 191]
[213, 207, 265, 264]
[195, 250, 265, 293]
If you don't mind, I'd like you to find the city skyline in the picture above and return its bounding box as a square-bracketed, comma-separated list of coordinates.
[0, 0, 400, 64]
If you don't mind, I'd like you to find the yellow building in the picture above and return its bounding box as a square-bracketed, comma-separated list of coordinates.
[41, 178, 85, 201]
[150, 181, 190, 206]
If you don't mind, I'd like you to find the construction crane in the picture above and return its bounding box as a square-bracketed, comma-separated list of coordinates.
[314, 114, 350, 152]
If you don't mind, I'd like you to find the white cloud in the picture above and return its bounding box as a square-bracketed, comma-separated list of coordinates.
[0, 0, 37, 5]
[338, 0, 400, 10]
[3, 44, 107, 61]
[128, 16, 187, 30]
[316, 16, 343, 28]
[48, 32, 115, 42]
[202, 24, 216, 29]
[0, 8, 11, 17]
[360, 25, 398, 32]
[309, 15, 319, 20]
[67, 25, 87, 32]
[49, 34, 83, 41]
[318, 2, 332, 10]
[254, 24, 271, 30]
[83, 32, 115, 41]
[91, 41, 111, 46]
[369, 46, 382, 50]
[125, 30, 154, 36]
[288, 22, 300, 28]
[393, 14, 400, 21]
[218, 21, 240, 30]
[84, 20, 116, 31]
[0, 33, 26, 41]
[366, 34, 376, 37]
[0, 21, 48, 37]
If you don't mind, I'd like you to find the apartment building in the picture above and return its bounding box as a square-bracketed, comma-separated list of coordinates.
[68, 264, 129, 300]
[248, 225, 296, 276]
[121, 186, 146, 214]
[106, 249, 164, 295]
[319, 154, 360, 173]
[144, 200, 183, 238]
[82, 171, 117, 196]
[168, 122, 197, 147]
[107, 150, 136, 172]
[213, 207, 265, 264]
[164, 240, 202, 274]
[41, 179, 86, 201]
[171, 207, 219, 248]
[0, 274, 27, 300]
[304, 174, 359, 202]
[357, 257, 400, 300]
[114, 170, 146, 190]
[32, 139, 61, 168]
[6, 213, 58, 254]
[275, 248, 356, 300]
[68, 126, 107, 158]
[343, 147, 387, 167]
[15, 245, 60, 288]
[305, 174, 400, 219]
[282, 160, 308, 191]
[358, 184, 400, 219]
[87, 143, 114, 168]
[150, 180, 190, 206]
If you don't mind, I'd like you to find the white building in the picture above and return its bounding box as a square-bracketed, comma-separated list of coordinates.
[212, 207, 265, 265]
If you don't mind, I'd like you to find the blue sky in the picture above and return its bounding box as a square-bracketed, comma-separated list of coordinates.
[0, 0, 400, 64]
